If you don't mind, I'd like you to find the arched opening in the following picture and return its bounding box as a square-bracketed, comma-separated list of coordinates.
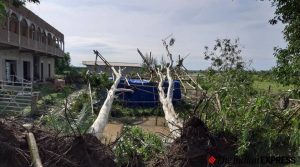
[29, 24, 35, 40]
[37, 27, 41, 42]
[56, 39, 60, 49]
[2, 13, 9, 30]
[9, 13, 19, 34]
[61, 41, 64, 50]
[41, 31, 46, 44]
[20, 19, 28, 37]
[47, 33, 52, 46]
[53, 36, 59, 48]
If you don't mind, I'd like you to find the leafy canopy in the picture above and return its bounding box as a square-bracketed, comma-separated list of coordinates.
[204, 38, 244, 71]
[266, 0, 300, 87]
[55, 52, 71, 75]
[0, 0, 40, 24]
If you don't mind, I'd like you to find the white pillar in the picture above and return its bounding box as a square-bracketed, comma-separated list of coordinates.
[7, 13, 10, 42]
[18, 17, 21, 46]
[31, 56, 34, 82]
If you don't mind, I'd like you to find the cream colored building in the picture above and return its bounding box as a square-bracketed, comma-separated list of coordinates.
[0, 2, 64, 82]
[82, 61, 142, 75]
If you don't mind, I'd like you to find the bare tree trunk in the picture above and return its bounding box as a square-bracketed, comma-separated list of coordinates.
[88, 81, 94, 115]
[88, 67, 122, 140]
[157, 66, 183, 138]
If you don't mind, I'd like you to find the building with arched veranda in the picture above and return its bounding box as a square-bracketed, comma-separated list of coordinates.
[0, 1, 64, 82]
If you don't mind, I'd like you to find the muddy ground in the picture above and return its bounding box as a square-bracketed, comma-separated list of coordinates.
[102, 117, 170, 144]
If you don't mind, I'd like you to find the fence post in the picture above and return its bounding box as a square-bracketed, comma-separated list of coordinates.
[31, 92, 39, 115]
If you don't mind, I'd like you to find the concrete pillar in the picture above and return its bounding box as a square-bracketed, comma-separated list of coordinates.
[0, 55, 3, 81]
[50, 57, 55, 78]
[17, 55, 22, 80]
[18, 17, 21, 46]
[45, 33, 48, 52]
[7, 13, 10, 42]
[27, 21, 30, 44]
[45, 58, 49, 80]
[30, 56, 34, 82]
[40, 58, 43, 81]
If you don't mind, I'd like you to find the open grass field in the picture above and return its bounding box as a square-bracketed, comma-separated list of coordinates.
[253, 80, 294, 93]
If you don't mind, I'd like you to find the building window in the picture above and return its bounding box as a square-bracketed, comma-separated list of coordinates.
[23, 61, 31, 81]
[29, 24, 35, 40]
[5, 60, 17, 82]
[37, 28, 41, 42]
[47, 33, 52, 46]
[9, 13, 19, 34]
[20, 19, 28, 37]
[41, 32, 46, 44]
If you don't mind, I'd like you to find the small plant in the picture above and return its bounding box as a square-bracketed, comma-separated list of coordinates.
[114, 126, 165, 166]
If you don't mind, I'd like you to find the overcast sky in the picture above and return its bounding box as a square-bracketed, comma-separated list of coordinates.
[26, 0, 285, 70]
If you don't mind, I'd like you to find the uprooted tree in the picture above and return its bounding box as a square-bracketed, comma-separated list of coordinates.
[137, 37, 203, 138]
[88, 50, 133, 140]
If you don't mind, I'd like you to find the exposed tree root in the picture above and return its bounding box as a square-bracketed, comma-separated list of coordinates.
[151, 117, 236, 167]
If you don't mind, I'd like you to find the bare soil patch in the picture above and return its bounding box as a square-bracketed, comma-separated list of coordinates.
[102, 117, 170, 143]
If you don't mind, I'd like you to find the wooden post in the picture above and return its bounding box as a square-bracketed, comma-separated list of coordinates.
[31, 92, 39, 115]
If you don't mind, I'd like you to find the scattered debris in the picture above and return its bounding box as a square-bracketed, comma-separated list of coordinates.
[0, 119, 116, 167]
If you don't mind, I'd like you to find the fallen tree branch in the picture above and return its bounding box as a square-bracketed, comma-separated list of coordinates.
[215, 92, 222, 112]
[115, 88, 134, 93]
[26, 132, 43, 167]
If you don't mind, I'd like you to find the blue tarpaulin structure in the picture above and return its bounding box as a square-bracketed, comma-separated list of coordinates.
[117, 79, 181, 107]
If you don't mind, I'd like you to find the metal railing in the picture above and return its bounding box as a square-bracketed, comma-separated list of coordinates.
[0, 76, 33, 113]
[0, 29, 64, 57]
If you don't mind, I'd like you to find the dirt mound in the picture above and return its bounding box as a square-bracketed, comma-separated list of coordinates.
[152, 117, 236, 167]
[0, 120, 29, 167]
[0, 119, 116, 167]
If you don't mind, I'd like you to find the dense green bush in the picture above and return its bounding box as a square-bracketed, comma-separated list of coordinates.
[195, 38, 300, 159]
[197, 70, 300, 158]
[64, 67, 86, 85]
[113, 126, 164, 166]
[85, 72, 112, 89]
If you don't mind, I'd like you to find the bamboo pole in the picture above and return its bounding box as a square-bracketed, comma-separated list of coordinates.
[26, 132, 43, 167]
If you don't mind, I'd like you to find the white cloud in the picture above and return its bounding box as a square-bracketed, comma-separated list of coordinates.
[26, 0, 285, 70]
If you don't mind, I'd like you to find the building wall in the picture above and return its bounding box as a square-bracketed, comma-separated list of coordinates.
[86, 65, 141, 75]
[40, 56, 55, 81]
[0, 50, 33, 81]
[0, 50, 55, 82]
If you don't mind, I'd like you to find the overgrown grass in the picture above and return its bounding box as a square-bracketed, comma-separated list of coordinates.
[40, 92, 95, 135]
[253, 80, 293, 93]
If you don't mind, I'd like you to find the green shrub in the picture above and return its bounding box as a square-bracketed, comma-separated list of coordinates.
[113, 126, 165, 166]
[111, 103, 163, 117]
